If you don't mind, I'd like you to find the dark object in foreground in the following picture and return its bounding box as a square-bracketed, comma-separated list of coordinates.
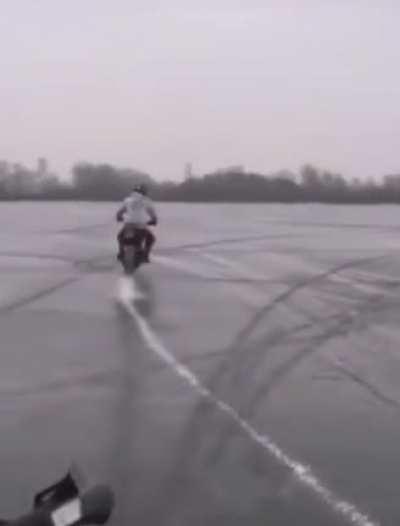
[119, 225, 152, 275]
[0, 471, 114, 526]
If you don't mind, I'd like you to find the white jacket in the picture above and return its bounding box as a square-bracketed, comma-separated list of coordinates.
[121, 192, 157, 227]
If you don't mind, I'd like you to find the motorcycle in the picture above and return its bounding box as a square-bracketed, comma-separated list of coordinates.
[119, 225, 148, 275]
[0, 470, 114, 526]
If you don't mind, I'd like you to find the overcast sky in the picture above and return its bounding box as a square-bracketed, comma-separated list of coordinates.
[1, 1, 399, 180]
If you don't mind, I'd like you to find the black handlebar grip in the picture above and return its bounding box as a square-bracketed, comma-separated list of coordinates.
[80, 485, 115, 525]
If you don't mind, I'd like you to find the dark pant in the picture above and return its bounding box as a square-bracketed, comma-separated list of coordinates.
[118, 226, 155, 256]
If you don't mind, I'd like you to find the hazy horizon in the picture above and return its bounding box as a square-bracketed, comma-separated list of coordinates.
[2, 1, 400, 181]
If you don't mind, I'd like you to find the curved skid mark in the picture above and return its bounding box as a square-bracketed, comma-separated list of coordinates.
[74, 254, 118, 274]
[198, 251, 267, 281]
[0, 251, 77, 264]
[154, 255, 218, 280]
[178, 320, 318, 368]
[206, 274, 400, 468]
[154, 254, 278, 292]
[173, 274, 275, 285]
[330, 358, 400, 410]
[0, 252, 116, 316]
[53, 222, 112, 235]
[195, 257, 381, 408]
[0, 369, 121, 397]
[118, 279, 378, 526]
[266, 219, 400, 233]
[0, 251, 117, 274]
[0, 276, 80, 316]
[161, 233, 304, 254]
[227, 254, 388, 353]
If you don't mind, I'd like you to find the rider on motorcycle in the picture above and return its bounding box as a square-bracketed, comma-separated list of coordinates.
[116, 184, 158, 263]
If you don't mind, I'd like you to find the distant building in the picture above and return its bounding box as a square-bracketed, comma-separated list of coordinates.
[0, 158, 58, 196]
[4, 162, 43, 195]
[37, 157, 49, 177]
[184, 162, 193, 180]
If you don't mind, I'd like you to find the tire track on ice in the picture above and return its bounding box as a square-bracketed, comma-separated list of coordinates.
[117, 277, 379, 526]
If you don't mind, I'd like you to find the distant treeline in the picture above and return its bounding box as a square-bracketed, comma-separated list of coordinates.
[2, 162, 400, 203]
